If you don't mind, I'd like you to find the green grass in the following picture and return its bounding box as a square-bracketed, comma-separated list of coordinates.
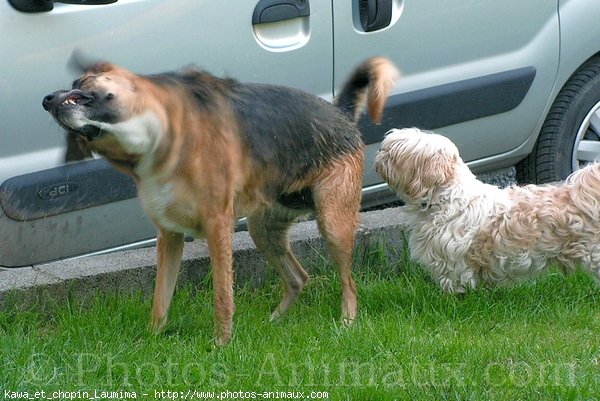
[1, 241, 599, 400]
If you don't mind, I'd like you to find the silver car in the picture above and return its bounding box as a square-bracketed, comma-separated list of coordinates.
[2, 0, 600, 267]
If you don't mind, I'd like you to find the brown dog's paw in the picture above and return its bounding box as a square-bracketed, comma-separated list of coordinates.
[148, 315, 168, 334]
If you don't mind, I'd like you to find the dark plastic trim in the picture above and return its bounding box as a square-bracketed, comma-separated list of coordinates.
[0, 159, 136, 221]
[8, 0, 53, 12]
[359, 0, 393, 32]
[360, 66, 537, 145]
[8, 0, 116, 13]
[252, 0, 310, 24]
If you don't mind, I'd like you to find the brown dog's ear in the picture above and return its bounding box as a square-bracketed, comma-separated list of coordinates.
[67, 48, 97, 73]
[88, 62, 116, 74]
[67, 49, 113, 74]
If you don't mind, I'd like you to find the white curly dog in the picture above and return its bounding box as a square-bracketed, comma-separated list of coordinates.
[374, 127, 600, 293]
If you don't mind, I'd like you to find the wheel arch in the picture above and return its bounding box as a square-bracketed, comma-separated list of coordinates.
[516, 52, 600, 183]
[515, 0, 600, 183]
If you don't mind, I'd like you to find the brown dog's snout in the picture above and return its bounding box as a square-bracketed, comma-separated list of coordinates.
[43, 89, 94, 112]
[42, 90, 67, 111]
[42, 92, 56, 111]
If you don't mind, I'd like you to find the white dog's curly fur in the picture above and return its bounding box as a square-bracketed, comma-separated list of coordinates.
[374, 127, 600, 293]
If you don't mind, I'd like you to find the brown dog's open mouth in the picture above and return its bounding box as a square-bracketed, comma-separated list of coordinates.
[61, 90, 94, 107]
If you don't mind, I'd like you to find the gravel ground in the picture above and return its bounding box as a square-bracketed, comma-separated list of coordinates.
[476, 166, 516, 188]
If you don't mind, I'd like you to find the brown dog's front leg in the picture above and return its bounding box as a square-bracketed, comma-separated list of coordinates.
[150, 229, 184, 333]
[205, 214, 235, 346]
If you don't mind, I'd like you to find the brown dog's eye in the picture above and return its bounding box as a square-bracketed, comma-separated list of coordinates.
[106, 93, 114, 101]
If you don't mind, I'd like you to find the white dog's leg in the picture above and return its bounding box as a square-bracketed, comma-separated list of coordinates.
[439, 276, 457, 293]
[437, 272, 466, 294]
[459, 268, 478, 291]
[579, 245, 600, 282]
[434, 261, 476, 294]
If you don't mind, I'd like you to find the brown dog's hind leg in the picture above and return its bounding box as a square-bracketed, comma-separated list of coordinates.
[205, 213, 236, 346]
[150, 229, 185, 333]
[313, 153, 363, 325]
[248, 207, 309, 321]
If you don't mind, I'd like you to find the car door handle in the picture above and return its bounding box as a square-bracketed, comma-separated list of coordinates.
[252, 0, 310, 25]
[359, 0, 393, 32]
[9, 0, 117, 13]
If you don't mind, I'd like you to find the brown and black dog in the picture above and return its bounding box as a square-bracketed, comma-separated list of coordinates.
[43, 57, 398, 345]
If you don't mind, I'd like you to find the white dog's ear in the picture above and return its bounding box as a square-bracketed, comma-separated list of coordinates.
[428, 149, 457, 186]
[409, 148, 457, 202]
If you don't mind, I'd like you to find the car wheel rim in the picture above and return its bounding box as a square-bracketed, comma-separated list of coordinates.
[572, 99, 600, 171]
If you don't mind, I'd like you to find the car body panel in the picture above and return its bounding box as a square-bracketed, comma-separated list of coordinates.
[0, 0, 334, 181]
[333, 0, 559, 185]
[555, 0, 600, 96]
[468, 0, 600, 172]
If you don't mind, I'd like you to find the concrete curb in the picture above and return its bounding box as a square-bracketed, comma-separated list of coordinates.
[0, 207, 409, 307]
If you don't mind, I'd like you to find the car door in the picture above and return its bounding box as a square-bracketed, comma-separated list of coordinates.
[333, 0, 560, 187]
[0, 0, 333, 267]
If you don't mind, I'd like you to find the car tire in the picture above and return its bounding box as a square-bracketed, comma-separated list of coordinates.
[516, 56, 600, 184]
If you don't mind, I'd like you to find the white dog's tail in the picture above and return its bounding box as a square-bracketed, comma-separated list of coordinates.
[567, 163, 600, 220]
[334, 57, 399, 124]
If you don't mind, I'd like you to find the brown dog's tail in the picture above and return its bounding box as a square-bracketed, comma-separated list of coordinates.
[334, 57, 399, 124]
